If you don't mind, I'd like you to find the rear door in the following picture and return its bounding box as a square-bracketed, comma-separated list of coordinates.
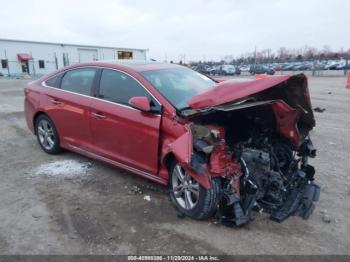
[46, 67, 97, 150]
[90, 68, 162, 174]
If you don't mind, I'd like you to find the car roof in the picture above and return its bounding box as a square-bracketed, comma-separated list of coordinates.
[69, 60, 184, 72]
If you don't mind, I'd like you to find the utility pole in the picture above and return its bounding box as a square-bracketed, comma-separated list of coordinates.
[345, 58, 349, 76]
[54, 52, 58, 70]
[254, 46, 257, 67]
[4, 49, 10, 76]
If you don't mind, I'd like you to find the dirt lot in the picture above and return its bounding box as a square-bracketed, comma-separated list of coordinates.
[0, 74, 349, 255]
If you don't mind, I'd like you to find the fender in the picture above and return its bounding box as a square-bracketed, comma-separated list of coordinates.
[168, 128, 211, 189]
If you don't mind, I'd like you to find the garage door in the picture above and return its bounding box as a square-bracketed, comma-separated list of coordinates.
[78, 48, 98, 62]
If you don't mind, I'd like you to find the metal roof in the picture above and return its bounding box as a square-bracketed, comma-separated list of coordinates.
[0, 38, 148, 52]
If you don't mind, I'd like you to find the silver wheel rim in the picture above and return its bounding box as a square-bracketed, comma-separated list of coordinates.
[37, 119, 55, 150]
[172, 163, 199, 210]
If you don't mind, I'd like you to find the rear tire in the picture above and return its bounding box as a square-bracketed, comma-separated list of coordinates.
[169, 160, 221, 220]
[35, 114, 63, 154]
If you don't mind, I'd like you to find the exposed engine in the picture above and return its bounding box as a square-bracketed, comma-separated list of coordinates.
[190, 105, 320, 226]
[224, 137, 319, 225]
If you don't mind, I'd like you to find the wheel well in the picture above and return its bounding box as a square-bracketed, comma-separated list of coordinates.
[163, 153, 175, 172]
[33, 112, 47, 134]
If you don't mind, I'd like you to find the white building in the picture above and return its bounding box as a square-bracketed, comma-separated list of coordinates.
[0, 38, 148, 76]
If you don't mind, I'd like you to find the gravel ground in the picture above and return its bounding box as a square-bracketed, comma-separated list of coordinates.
[0, 74, 349, 255]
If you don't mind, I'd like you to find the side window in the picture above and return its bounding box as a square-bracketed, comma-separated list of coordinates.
[99, 69, 151, 105]
[45, 75, 59, 87]
[1, 59, 8, 69]
[61, 68, 96, 96]
[38, 60, 45, 69]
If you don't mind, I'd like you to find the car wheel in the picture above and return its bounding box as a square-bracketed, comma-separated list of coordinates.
[169, 160, 221, 220]
[35, 114, 63, 154]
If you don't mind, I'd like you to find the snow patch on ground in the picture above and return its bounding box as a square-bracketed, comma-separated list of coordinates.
[34, 160, 92, 178]
[143, 195, 151, 202]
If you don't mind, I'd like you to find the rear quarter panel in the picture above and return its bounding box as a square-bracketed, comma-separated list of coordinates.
[24, 81, 49, 133]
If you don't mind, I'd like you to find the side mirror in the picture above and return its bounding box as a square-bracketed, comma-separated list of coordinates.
[128, 96, 151, 112]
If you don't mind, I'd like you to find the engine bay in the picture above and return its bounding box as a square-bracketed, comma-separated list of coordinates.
[189, 103, 320, 226]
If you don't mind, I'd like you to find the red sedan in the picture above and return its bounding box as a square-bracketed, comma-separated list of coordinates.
[25, 61, 319, 226]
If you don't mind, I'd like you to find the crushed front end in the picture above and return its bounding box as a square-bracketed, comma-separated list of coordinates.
[183, 74, 320, 226]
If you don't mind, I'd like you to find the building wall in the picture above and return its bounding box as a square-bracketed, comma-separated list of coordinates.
[0, 39, 147, 76]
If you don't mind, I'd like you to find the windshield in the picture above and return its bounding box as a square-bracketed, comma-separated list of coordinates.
[140, 67, 215, 110]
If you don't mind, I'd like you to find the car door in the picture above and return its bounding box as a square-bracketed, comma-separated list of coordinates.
[90, 68, 162, 174]
[46, 67, 97, 150]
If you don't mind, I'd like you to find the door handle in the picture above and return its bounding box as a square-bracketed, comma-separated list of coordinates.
[92, 112, 106, 119]
[50, 98, 62, 105]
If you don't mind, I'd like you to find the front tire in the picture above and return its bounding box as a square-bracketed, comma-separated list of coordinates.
[169, 160, 221, 220]
[35, 114, 63, 154]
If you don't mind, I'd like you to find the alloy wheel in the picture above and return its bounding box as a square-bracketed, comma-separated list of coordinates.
[172, 163, 199, 210]
[37, 119, 55, 150]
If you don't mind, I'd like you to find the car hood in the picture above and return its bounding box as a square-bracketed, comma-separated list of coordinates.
[188, 75, 291, 109]
[187, 74, 315, 133]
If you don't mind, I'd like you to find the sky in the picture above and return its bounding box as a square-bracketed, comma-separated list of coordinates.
[0, 0, 349, 62]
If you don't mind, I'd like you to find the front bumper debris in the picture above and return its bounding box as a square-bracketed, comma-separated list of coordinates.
[217, 180, 320, 227]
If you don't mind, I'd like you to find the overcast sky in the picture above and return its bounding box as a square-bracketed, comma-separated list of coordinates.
[0, 0, 349, 61]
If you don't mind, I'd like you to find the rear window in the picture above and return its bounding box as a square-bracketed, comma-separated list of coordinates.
[60, 68, 97, 96]
[45, 75, 59, 87]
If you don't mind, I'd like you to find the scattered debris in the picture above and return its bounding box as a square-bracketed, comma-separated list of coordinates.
[130, 226, 137, 233]
[130, 185, 142, 195]
[212, 220, 219, 225]
[314, 107, 326, 113]
[176, 210, 185, 219]
[34, 160, 92, 178]
[143, 195, 151, 202]
[320, 210, 332, 223]
[321, 185, 328, 192]
[322, 214, 332, 223]
[32, 213, 42, 219]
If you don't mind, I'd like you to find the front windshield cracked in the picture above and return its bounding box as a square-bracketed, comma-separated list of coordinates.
[141, 67, 215, 110]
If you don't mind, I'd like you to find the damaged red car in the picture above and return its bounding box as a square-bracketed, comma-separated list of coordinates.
[24, 61, 320, 226]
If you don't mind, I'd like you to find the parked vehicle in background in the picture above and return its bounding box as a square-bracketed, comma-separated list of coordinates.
[221, 65, 240, 75]
[270, 63, 282, 71]
[293, 62, 313, 71]
[281, 63, 296, 71]
[335, 60, 346, 70]
[24, 61, 319, 226]
[249, 65, 275, 75]
[239, 65, 250, 72]
[220, 65, 234, 75]
[209, 65, 240, 76]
